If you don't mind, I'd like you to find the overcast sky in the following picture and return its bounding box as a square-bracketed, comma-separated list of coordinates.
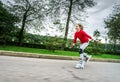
[39, 0, 120, 42]
[85, 0, 120, 42]
[40, 0, 120, 43]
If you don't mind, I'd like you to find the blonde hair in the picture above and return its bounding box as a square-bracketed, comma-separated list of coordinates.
[77, 23, 83, 30]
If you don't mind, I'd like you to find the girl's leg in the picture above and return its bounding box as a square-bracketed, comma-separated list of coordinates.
[75, 43, 87, 68]
[75, 49, 84, 68]
[75, 42, 90, 68]
[79, 53, 84, 64]
[75, 53, 84, 69]
[80, 42, 92, 62]
[80, 42, 89, 58]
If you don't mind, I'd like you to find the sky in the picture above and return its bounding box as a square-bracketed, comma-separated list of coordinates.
[85, 0, 120, 42]
[1, 0, 120, 43]
[39, 0, 120, 43]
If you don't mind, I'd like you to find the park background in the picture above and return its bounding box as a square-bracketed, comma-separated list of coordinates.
[0, 0, 120, 59]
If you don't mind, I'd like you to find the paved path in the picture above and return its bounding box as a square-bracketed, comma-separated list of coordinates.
[0, 56, 120, 82]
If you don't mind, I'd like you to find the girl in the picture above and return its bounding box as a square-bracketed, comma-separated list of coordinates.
[73, 23, 93, 69]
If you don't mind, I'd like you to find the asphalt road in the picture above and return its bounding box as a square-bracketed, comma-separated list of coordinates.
[0, 56, 120, 82]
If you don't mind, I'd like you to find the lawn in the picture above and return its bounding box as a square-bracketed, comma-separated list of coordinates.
[0, 46, 120, 60]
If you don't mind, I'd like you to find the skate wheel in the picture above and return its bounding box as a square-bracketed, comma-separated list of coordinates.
[75, 63, 81, 69]
[75, 66, 80, 69]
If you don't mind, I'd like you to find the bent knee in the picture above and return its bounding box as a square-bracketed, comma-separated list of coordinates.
[79, 48, 83, 54]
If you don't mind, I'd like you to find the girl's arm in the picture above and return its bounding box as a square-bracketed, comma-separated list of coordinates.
[82, 30, 92, 39]
[82, 30, 97, 42]
[73, 33, 77, 46]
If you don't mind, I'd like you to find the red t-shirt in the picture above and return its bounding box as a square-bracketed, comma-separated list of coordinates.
[73, 30, 92, 44]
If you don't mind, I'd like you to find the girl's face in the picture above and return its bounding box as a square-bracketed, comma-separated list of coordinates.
[76, 24, 81, 32]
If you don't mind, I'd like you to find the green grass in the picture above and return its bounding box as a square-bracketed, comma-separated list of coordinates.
[0, 46, 78, 56]
[92, 54, 120, 60]
[0, 46, 120, 60]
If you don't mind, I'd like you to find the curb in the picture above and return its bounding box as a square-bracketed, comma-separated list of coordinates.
[0, 50, 120, 63]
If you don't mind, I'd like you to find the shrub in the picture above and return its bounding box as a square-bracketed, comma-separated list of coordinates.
[44, 36, 64, 52]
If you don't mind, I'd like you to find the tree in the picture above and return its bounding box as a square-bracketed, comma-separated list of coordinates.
[7, 0, 46, 45]
[92, 29, 102, 54]
[104, 4, 120, 53]
[47, 0, 96, 49]
[0, 1, 18, 44]
[93, 29, 100, 40]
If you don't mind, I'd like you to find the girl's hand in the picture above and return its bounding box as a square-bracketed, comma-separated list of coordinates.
[70, 43, 75, 50]
[90, 39, 97, 43]
[91, 39, 95, 42]
[92, 39, 99, 43]
[72, 43, 75, 47]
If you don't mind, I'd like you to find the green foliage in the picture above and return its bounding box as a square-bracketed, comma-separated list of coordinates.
[103, 43, 120, 55]
[104, 4, 120, 53]
[44, 36, 64, 52]
[104, 4, 120, 42]
[7, 0, 46, 45]
[0, 1, 19, 43]
[105, 14, 120, 43]
[86, 41, 103, 55]
[17, 33, 105, 54]
[93, 29, 101, 40]
[91, 29, 102, 54]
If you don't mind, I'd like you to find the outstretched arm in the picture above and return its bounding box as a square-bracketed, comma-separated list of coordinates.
[73, 33, 77, 46]
[82, 30, 92, 39]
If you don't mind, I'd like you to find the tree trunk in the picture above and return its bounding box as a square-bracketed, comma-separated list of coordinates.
[18, 6, 30, 45]
[113, 39, 117, 54]
[62, 0, 73, 49]
[18, 14, 26, 45]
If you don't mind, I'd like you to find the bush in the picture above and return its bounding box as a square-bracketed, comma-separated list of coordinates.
[104, 50, 120, 55]
[64, 47, 78, 52]
[85, 41, 103, 55]
[86, 47, 103, 55]
[44, 36, 64, 52]
[0, 41, 46, 49]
